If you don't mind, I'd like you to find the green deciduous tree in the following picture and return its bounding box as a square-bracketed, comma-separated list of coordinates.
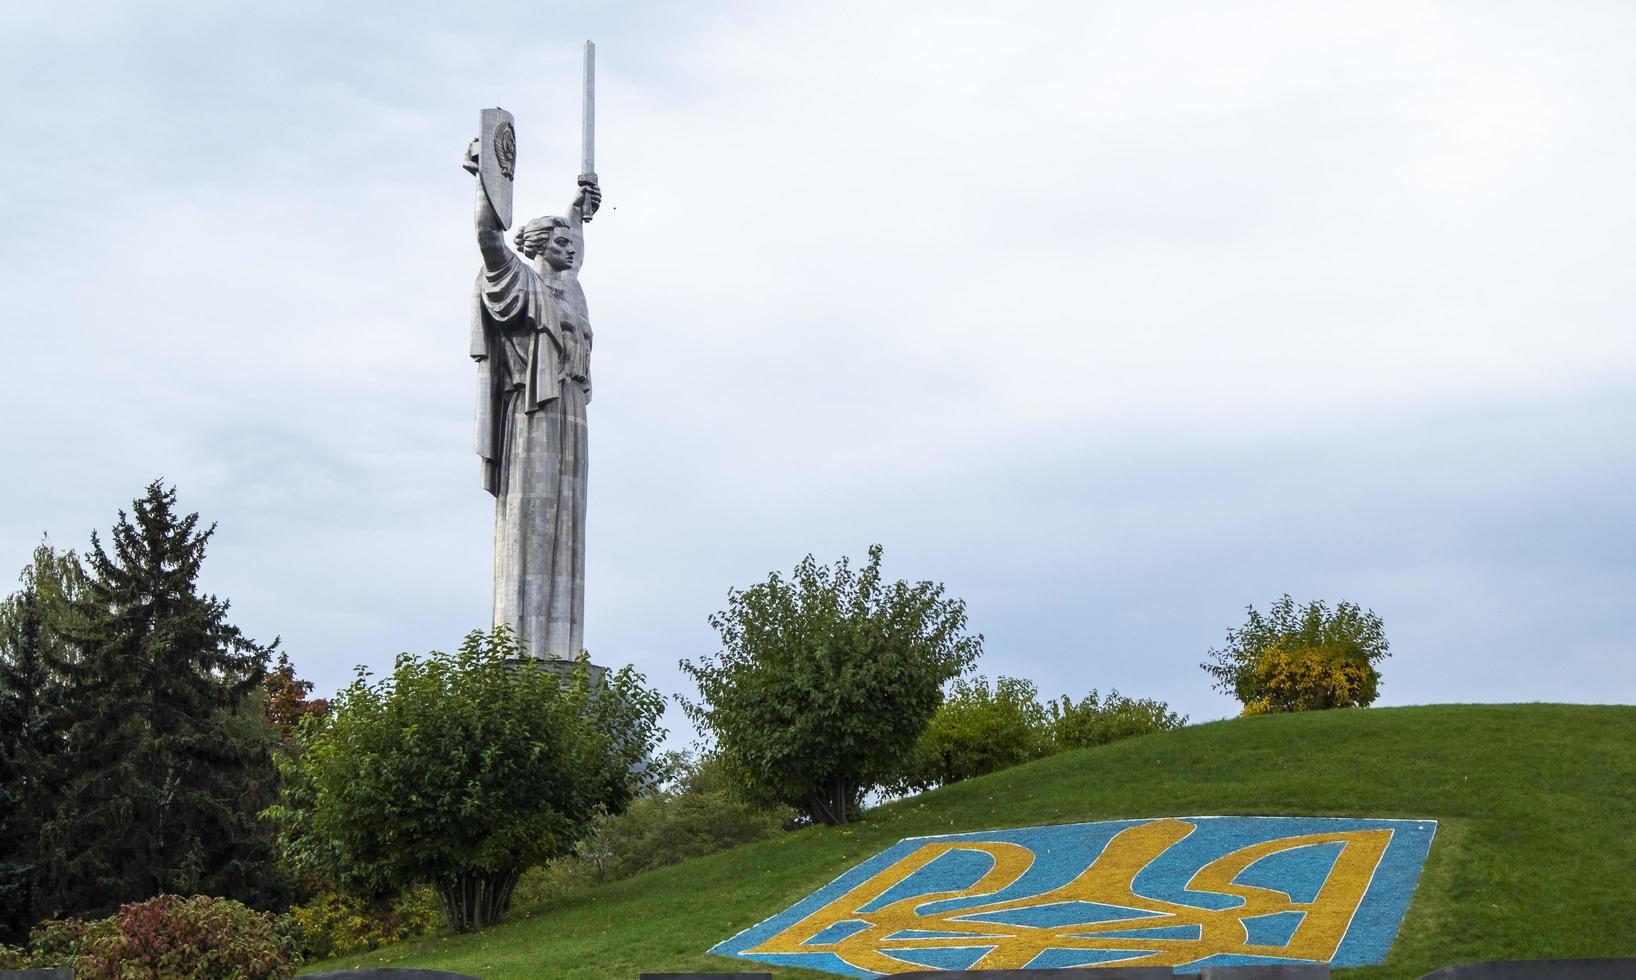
[0, 542, 85, 943]
[1048, 689, 1187, 750]
[1201, 595, 1390, 715]
[680, 545, 982, 826]
[35, 482, 285, 920]
[894, 676, 1051, 793]
[266, 627, 664, 932]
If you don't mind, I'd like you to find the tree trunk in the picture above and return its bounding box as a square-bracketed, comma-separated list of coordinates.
[807, 778, 855, 826]
[436, 868, 521, 932]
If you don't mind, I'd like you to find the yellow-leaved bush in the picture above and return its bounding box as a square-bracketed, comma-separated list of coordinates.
[1240, 644, 1375, 717]
[1202, 596, 1389, 716]
[291, 886, 442, 960]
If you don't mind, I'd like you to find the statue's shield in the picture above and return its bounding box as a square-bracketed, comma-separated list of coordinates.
[479, 107, 516, 230]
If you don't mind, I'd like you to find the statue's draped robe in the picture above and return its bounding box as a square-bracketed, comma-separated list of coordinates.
[472, 249, 592, 660]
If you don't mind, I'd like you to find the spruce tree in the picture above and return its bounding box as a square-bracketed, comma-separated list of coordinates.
[0, 542, 83, 942]
[36, 482, 286, 918]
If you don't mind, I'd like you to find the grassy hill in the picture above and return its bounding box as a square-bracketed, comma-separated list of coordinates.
[303, 703, 1636, 979]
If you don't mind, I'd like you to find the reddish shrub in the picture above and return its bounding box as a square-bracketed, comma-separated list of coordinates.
[29, 894, 301, 979]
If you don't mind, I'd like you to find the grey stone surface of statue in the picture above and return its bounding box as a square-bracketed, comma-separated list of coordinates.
[464, 123, 603, 662]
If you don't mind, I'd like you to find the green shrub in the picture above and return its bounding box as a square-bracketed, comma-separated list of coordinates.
[1048, 689, 1187, 750]
[592, 788, 786, 880]
[894, 676, 1052, 792]
[511, 858, 594, 908]
[26, 894, 301, 979]
[291, 885, 442, 960]
[22, 913, 92, 967]
[514, 754, 789, 906]
[1201, 595, 1390, 714]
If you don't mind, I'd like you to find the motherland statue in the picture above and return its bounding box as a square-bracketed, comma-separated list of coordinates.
[461, 43, 602, 662]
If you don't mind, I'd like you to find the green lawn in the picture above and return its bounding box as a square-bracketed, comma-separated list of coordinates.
[303, 703, 1636, 978]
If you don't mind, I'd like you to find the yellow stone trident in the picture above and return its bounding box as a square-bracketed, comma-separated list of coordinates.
[748, 818, 1392, 973]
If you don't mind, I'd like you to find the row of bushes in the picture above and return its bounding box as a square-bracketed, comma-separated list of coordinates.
[514, 753, 792, 906]
[894, 677, 1187, 792]
[501, 675, 1187, 909]
[0, 764, 791, 972]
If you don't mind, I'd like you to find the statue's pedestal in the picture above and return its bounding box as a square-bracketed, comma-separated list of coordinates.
[534, 656, 605, 689]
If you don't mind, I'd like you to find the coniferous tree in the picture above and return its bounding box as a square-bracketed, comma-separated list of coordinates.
[35, 482, 287, 918]
[0, 542, 83, 943]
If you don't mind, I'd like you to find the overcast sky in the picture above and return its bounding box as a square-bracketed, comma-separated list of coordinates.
[2, 1, 1631, 746]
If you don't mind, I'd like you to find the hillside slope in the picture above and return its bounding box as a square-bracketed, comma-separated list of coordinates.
[307, 703, 1636, 979]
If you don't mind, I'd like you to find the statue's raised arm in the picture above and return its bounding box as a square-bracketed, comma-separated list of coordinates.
[463, 138, 512, 273]
[565, 178, 601, 274]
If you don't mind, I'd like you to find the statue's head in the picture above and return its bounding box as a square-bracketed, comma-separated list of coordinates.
[515, 216, 576, 271]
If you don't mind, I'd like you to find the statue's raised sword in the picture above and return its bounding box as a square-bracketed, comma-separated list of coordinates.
[579, 39, 597, 222]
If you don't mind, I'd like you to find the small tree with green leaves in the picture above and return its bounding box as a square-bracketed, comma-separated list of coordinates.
[266, 627, 664, 932]
[1048, 689, 1186, 750]
[0, 542, 85, 943]
[680, 545, 982, 825]
[1201, 595, 1390, 716]
[894, 676, 1051, 793]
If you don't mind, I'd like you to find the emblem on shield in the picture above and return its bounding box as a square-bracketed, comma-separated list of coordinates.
[479, 107, 516, 230]
[494, 121, 516, 180]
